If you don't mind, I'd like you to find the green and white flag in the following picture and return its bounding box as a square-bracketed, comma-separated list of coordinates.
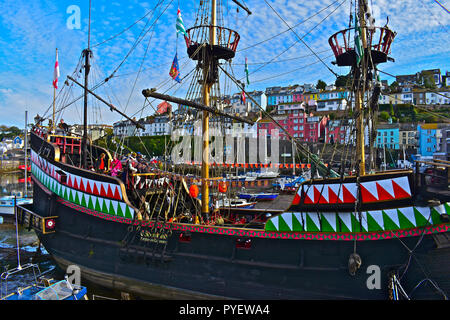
[245, 57, 250, 85]
[354, 15, 364, 66]
[176, 8, 187, 37]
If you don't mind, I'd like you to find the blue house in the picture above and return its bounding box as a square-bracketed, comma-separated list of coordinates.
[376, 124, 400, 150]
[417, 124, 438, 157]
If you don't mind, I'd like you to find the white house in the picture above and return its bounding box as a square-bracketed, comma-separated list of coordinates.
[316, 98, 348, 112]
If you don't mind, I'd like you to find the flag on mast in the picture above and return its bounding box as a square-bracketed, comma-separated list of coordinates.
[354, 15, 364, 66]
[53, 50, 60, 89]
[240, 90, 246, 105]
[245, 57, 250, 85]
[169, 53, 181, 83]
[176, 8, 187, 37]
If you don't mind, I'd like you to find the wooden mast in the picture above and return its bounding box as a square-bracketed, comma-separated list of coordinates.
[201, 0, 216, 215]
[356, 0, 367, 175]
[52, 48, 58, 132]
[82, 0, 92, 169]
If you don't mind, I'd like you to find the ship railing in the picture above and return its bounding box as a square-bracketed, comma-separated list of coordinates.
[31, 126, 48, 140]
[328, 26, 396, 59]
[185, 25, 240, 53]
[415, 160, 449, 186]
[47, 134, 83, 156]
[15, 204, 58, 235]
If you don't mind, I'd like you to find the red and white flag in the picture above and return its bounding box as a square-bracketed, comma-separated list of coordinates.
[156, 101, 172, 114]
[53, 50, 60, 89]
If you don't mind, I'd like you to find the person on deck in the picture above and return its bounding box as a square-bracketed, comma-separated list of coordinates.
[124, 153, 140, 188]
[94, 153, 107, 173]
[57, 119, 70, 134]
[110, 153, 122, 177]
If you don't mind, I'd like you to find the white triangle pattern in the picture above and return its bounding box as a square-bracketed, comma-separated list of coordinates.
[369, 210, 384, 230]
[376, 178, 395, 199]
[339, 212, 352, 231]
[362, 181, 379, 200]
[384, 208, 400, 228]
[306, 212, 320, 230]
[393, 176, 411, 196]
[358, 212, 369, 231]
[283, 213, 293, 231]
[322, 212, 336, 231]
[399, 206, 416, 226]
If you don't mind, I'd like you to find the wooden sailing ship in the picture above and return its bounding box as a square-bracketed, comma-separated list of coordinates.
[18, 0, 450, 299]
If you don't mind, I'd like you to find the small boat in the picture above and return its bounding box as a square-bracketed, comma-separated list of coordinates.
[0, 195, 32, 216]
[238, 192, 279, 201]
[216, 198, 257, 209]
[247, 169, 280, 179]
[273, 176, 306, 190]
[257, 171, 279, 179]
[1, 264, 87, 300]
[244, 175, 257, 182]
[224, 174, 246, 182]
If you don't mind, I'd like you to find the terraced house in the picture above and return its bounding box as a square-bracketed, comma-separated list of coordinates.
[376, 123, 400, 150]
[257, 113, 327, 142]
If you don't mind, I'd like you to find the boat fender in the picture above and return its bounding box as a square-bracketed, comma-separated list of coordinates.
[348, 253, 362, 276]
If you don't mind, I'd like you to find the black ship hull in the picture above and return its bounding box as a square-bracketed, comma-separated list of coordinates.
[26, 129, 450, 300]
[32, 184, 450, 300]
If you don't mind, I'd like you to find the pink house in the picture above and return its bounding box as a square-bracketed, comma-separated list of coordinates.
[257, 113, 327, 142]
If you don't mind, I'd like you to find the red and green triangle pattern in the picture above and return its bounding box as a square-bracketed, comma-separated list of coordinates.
[265, 203, 448, 233]
[31, 161, 135, 220]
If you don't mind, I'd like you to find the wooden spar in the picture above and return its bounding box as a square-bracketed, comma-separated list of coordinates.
[231, 0, 252, 15]
[141, 90, 254, 125]
[67, 76, 144, 130]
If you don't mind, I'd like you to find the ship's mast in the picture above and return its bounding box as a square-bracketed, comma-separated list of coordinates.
[82, 0, 92, 169]
[200, 0, 217, 214]
[356, 0, 367, 175]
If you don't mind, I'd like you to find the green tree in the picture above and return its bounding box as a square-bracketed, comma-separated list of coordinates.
[389, 81, 399, 93]
[316, 79, 327, 91]
[422, 75, 436, 89]
[335, 74, 351, 88]
[379, 111, 390, 121]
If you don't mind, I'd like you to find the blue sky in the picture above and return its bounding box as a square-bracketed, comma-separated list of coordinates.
[0, 0, 449, 128]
